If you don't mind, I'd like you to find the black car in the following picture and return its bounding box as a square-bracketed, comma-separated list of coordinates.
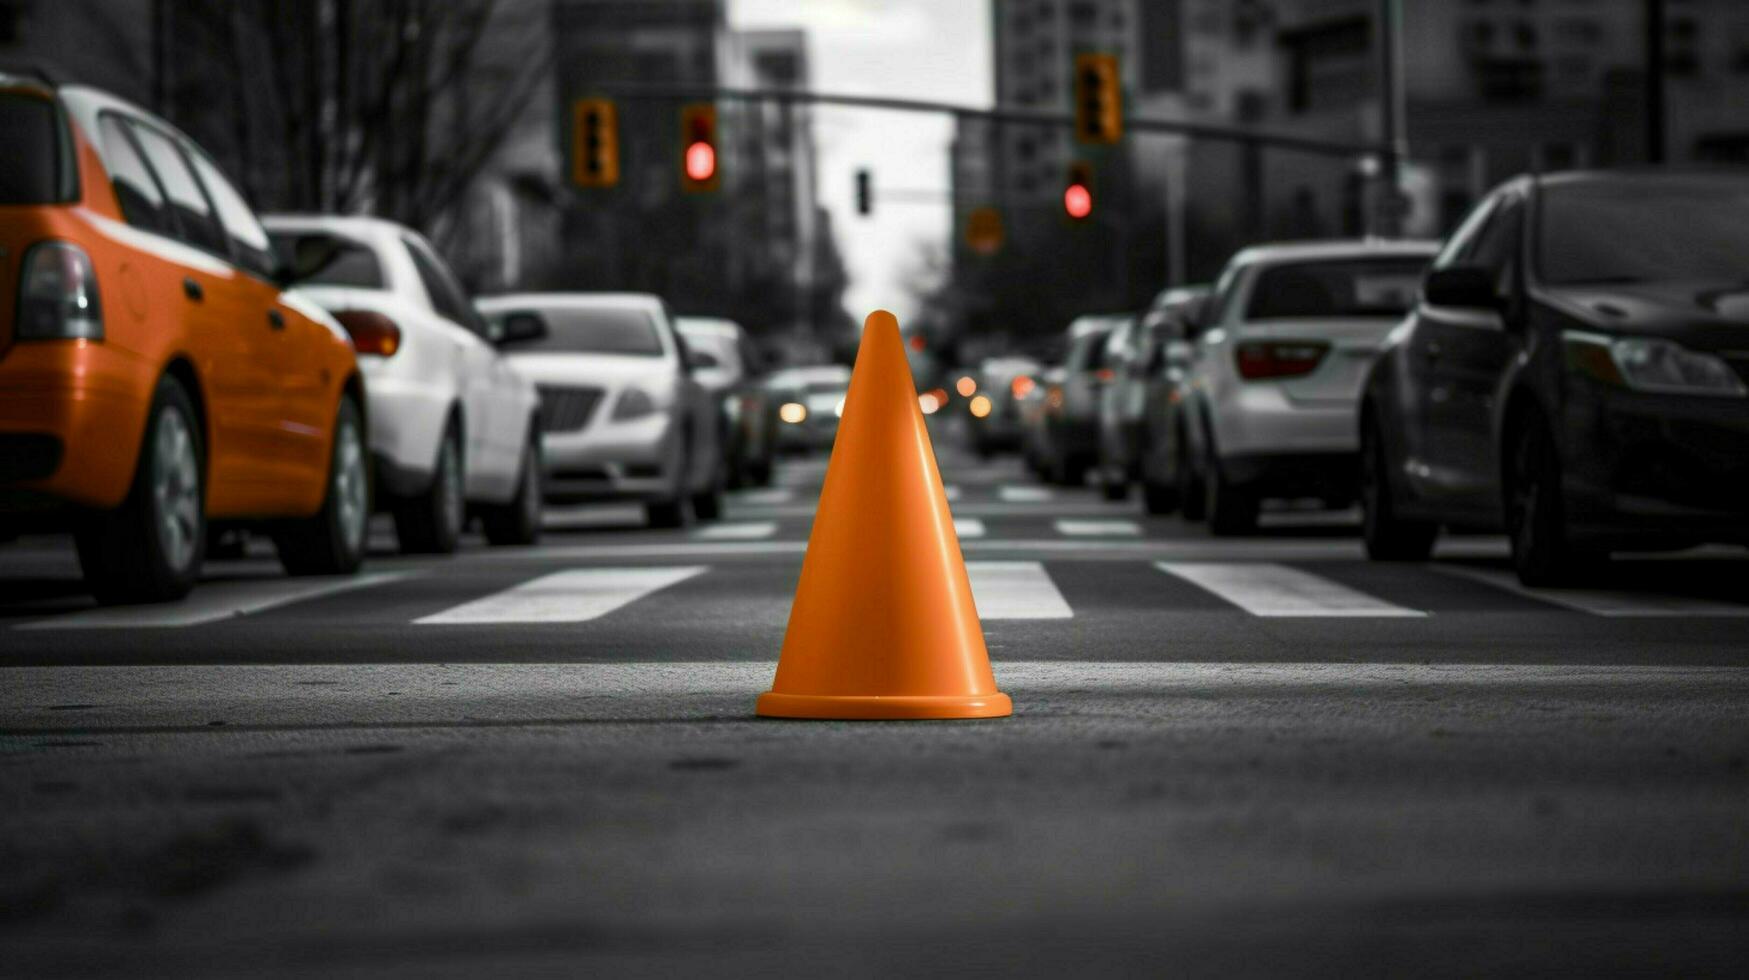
[1359, 171, 1749, 584]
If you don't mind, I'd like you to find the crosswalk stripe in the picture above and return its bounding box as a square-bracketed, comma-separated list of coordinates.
[953, 518, 987, 539]
[693, 521, 778, 540]
[1155, 562, 1427, 617]
[734, 488, 794, 505]
[416, 567, 706, 625]
[966, 561, 1073, 619]
[1435, 565, 1749, 617]
[16, 572, 417, 630]
[999, 485, 1053, 502]
[1055, 519, 1141, 537]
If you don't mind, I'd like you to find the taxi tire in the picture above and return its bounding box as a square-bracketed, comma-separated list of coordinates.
[482, 432, 543, 546]
[394, 424, 463, 555]
[275, 396, 368, 576]
[76, 376, 205, 604]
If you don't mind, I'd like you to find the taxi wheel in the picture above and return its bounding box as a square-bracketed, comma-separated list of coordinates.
[76, 376, 205, 604]
[275, 396, 369, 575]
[394, 424, 464, 554]
[482, 432, 543, 546]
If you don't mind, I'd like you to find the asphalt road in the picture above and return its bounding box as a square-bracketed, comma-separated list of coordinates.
[3, 441, 1747, 977]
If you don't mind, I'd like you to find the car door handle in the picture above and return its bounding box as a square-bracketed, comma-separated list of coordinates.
[183, 277, 204, 302]
[267, 309, 285, 331]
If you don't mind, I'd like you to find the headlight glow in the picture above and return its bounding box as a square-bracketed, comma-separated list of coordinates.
[968, 394, 993, 418]
[779, 402, 807, 424]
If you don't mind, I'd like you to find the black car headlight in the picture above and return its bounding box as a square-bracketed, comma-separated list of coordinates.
[1564, 332, 1745, 397]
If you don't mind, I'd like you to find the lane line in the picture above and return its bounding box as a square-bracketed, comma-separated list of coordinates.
[999, 485, 1054, 503]
[1155, 562, 1426, 618]
[16, 572, 417, 630]
[1435, 565, 1749, 617]
[1055, 519, 1142, 537]
[733, 488, 794, 505]
[416, 567, 707, 625]
[693, 521, 778, 541]
[953, 518, 987, 539]
[966, 561, 1073, 619]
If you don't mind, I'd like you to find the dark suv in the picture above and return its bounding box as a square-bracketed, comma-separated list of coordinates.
[1359, 171, 1749, 584]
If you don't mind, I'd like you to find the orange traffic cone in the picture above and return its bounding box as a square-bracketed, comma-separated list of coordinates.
[756, 310, 1011, 720]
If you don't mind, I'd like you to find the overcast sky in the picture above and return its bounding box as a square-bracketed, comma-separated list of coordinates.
[726, 0, 991, 326]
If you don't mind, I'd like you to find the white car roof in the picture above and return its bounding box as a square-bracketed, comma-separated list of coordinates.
[263, 213, 412, 243]
[479, 292, 667, 315]
[1228, 238, 1440, 268]
[676, 316, 746, 339]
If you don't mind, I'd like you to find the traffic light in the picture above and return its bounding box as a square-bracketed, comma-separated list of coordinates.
[679, 102, 719, 192]
[1064, 162, 1093, 220]
[1073, 53, 1122, 145]
[855, 169, 872, 216]
[571, 98, 618, 188]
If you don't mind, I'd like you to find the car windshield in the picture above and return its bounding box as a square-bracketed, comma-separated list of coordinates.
[0, 92, 68, 204]
[268, 233, 385, 288]
[508, 306, 664, 356]
[1246, 258, 1428, 318]
[1539, 178, 1749, 285]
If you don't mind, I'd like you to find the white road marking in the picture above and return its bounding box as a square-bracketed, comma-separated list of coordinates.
[16, 572, 416, 630]
[953, 518, 987, 539]
[1055, 519, 1142, 537]
[999, 485, 1054, 503]
[693, 521, 778, 540]
[734, 488, 794, 505]
[417, 567, 706, 625]
[542, 503, 645, 531]
[1155, 562, 1426, 618]
[966, 561, 1073, 619]
[1436, 565, 1749, 617]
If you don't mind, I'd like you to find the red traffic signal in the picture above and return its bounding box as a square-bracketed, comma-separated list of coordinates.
[1064, 162, 1093, 220]
[680, 103, 719, 191]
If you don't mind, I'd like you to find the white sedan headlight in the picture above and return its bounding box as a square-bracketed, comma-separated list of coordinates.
[611, 387, 660, 420]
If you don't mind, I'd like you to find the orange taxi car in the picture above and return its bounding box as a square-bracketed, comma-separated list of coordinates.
[0, 74, 369, 602]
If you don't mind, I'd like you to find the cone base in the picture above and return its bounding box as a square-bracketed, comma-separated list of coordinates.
[756, 691, 1013, 720]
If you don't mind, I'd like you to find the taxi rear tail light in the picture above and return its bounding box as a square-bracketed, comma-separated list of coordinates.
[1235, 340, 1329, 380]
[17, 241, 103, 341]
[334, 310, 401, 356]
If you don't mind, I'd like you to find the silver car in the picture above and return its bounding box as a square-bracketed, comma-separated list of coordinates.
[478, 293, 724, 527]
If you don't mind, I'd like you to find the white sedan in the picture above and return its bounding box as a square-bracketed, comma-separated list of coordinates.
[265, 215, 543, 553]
[477, 293, 725, 528]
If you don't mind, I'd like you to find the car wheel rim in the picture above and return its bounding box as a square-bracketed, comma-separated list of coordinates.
[335, 418, 368, 553]
[152, 407, 200, 573]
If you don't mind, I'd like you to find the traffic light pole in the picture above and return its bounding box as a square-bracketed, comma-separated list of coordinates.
[591, 82, 1391, 161]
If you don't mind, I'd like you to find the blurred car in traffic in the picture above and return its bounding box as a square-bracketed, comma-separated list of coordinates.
[0, 74, 367, 602]
[1095, 286, 1212, 501]
[676, 316, 776, 487]
[1019, 363, 1064, 478]
[1361, 171, 1749, 584]
[1129, 285, 1213, 513]
[1038, 314, 1129, 485]
[1179, 239, 1437, 534]
[266, 215, 543, 553]
[768, 364, 852, 453]
[964, 356, 1042, 458]
[477, 293, 724, 527]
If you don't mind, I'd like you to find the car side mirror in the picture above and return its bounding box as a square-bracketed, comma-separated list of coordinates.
[1423, 265, 1502, 312]
[491, 311, 548, 347]
[275, 233, 345, 288]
